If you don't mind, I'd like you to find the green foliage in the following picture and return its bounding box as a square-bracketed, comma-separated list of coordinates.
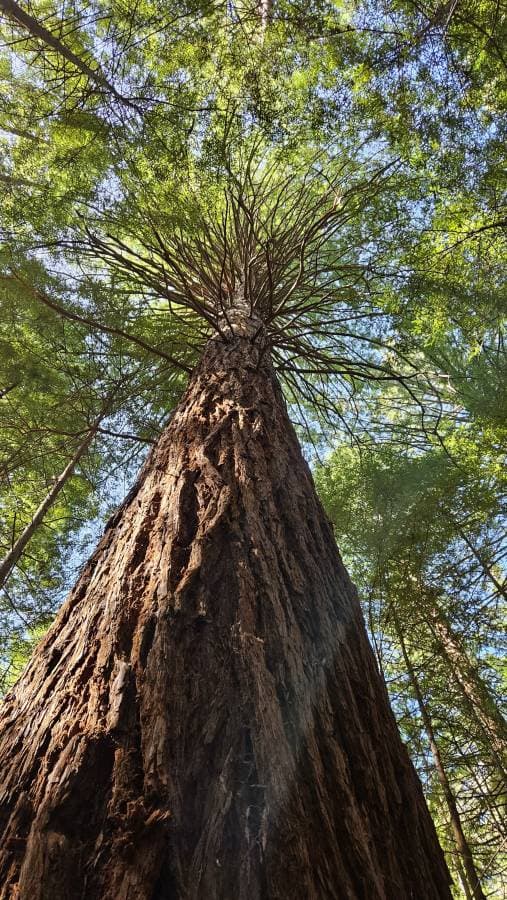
[0, 621, 50, 694]
[316, 422, 506, 892]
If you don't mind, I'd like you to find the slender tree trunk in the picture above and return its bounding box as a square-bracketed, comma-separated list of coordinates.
[427, 605, 507, 781]
[454, 853, 473, 900]
[0, 327, 451, 899]
[395, 616, 486, 900]
[0, 416, 102, 591]
[448, 518, 507, 601]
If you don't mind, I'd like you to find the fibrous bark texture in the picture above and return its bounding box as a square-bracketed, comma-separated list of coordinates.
[0, 331, 452, 899]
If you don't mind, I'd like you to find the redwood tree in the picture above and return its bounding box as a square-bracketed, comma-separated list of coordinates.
[0, 301, 452, 897]
[1, 0, 505, 893]
[0, 99, 459, 894]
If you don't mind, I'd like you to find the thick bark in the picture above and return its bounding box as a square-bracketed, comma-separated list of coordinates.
[395, 616, 486, 900]
[0, 331, 451, 899]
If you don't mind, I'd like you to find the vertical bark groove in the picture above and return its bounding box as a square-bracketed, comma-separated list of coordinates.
[0, 333, 451, 899]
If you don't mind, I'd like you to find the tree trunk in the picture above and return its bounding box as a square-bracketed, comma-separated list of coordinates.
[394, 615, 486, 900]
[427, 605, 507, 782]
[0, 415, 103, 592]
[448, 517, 507, 601]
[0, 328, 451, 899]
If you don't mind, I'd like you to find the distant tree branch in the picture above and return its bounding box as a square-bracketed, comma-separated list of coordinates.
[0, 0, 138, 110]
[4, 271, 193, 374]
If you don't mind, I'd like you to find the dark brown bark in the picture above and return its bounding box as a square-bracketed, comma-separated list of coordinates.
[0, 330, 451, 899]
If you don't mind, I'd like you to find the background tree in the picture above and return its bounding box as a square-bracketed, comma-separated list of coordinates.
[316, 419, 506, 895]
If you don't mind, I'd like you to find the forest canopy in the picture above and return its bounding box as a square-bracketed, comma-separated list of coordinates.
[0, 0, 505, 895]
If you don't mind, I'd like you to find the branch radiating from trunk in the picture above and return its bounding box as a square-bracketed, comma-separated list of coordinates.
[0, 328, 451, 898]
[3, 272, 193, 373]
